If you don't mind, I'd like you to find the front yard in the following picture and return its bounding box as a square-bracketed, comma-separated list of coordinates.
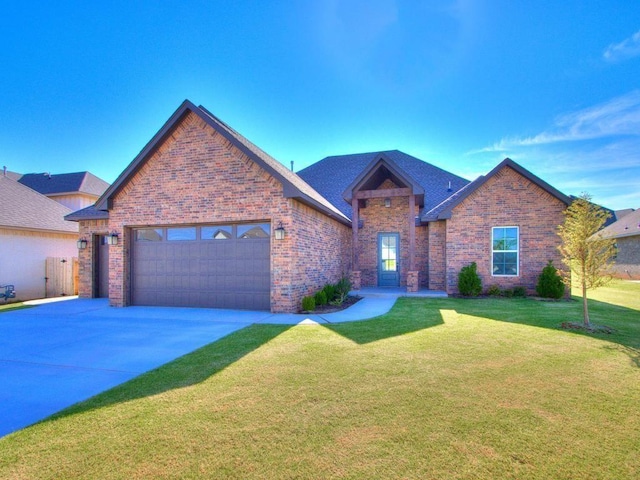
[1, 281, 638, 479]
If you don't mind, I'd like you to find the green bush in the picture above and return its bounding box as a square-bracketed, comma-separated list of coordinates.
[488, 285, 501, 296]
[513, 286, 527, 297]
[314, 290, 328, 306]
[331, 276, 352, 305]
[458, 262, 482, 296]
[501, 288, 514, 298]
[536, 261, 565, 299]
[323, 284, 337, 303]
[301, 296, 316, 312]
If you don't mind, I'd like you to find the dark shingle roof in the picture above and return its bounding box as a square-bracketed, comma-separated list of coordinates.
[423, 158, 572, 221]
[0, 176, 78, 233]
[297, 150, 470, 220]
[18, 171, 109, 197]
[596, 208, 640, 239]
[64, 204, 109, 222]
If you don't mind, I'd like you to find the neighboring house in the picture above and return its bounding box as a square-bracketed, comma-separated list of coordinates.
[67, 100, 571, 312]
[596, 208, 640, 279]
[18, 171, 109, 211]
[0, 175, 79, 300]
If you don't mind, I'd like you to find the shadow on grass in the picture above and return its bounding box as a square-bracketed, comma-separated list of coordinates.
[423, 295, 640, 366]
[323, 299, 444, 344]
[37, 293, 640, 429]
[43, 323, 292, 424]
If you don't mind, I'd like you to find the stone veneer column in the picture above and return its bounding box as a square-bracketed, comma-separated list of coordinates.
[407, 271, 419, 292]
[350, 270, 361, 290]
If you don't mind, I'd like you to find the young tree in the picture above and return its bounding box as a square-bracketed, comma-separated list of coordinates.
[557, 193, 616, 326]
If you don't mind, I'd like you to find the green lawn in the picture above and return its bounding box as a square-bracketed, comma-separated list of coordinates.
[1, 281, 639, 479]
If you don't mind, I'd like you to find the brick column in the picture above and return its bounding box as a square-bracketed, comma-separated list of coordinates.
[407, 271, 419, 292]
[350, 270, 361, 290]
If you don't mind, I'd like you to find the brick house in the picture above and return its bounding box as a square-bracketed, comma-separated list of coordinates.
[596, 208, 640, 279]
[67, 100, 571, 312]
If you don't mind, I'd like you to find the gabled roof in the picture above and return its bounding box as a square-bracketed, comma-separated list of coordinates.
[422, 158, 572, 222]
[95, 100, 350, 225]
[596, 208, 640, 239]
[19, 171, 109, 197]
[0, 176, 78, 233]
[342, 153, 425, 205]
[298, 150, 469, 219]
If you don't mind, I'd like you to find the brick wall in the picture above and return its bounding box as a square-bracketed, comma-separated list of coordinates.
[428, 220, 446, 290]
[445, 165, 567, 294]
[78, 112, 350, 312]
[610, 236, 640, 280]
[77, 219, 109, 298]
[356, 179, 428, 287]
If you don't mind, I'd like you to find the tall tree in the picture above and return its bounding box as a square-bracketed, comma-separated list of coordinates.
[557, 193, 616, 326]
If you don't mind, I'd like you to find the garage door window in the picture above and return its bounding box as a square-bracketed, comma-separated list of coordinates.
[136, 228, 163, 242]
[167, 227, 196, 241]
[202, 225, 232, 240]
[238, 223, 270, 239]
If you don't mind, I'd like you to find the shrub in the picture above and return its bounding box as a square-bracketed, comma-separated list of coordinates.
[301, 296, 316, 312]
[458, 262, 482, 296]
[314, 290, 328, 306]
[332, 276, 352, 305]
[501, 288, 514, 298]
[513, 286, 527, 297]
[323, 284, 337, 303]
[536, 261, 565, 299]
[488, 284, 501, 296]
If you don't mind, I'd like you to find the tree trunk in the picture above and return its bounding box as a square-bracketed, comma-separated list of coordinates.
[582, 281, 590, 326]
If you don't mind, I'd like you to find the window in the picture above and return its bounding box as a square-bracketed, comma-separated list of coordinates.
[492, 227, 519, 276]
[202, 225, 233, 240]
[135, 228, 163, 242]
[238, 223, 270, 239]
[167, 227, 196, 241]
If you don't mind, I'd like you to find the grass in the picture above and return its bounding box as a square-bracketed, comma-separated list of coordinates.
[0, 281, 638, 479]
[0, 301, 29, 313]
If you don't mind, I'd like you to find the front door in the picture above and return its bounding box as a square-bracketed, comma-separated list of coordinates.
[378, 233, 400, 287]
[96, 235, 109, 298]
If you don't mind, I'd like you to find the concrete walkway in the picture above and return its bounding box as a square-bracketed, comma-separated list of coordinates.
[0, 288, 446, 437]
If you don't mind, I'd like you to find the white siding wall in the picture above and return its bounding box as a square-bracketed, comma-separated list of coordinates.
[47, 194, 98, 211]
[0, 228, 78, 301]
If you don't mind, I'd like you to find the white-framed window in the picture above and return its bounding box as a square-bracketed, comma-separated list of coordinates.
[492, 226, 519, 276]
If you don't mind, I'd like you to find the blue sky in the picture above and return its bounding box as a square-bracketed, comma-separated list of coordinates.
[1, 0, 639, 210]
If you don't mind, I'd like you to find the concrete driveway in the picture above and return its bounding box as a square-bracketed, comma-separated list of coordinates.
[0, 298, 264, 438]
[0, 291, 414, 438]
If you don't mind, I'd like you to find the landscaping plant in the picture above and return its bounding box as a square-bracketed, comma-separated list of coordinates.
[558, 193, 616, 325]
[457, 262, 482, 296]
[536, 260, 565, 299]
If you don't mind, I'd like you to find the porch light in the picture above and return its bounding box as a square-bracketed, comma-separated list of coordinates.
[107, 232, 119, 245]
[77, 238, 88, 249]
[274, 222, 285, 240]
[384, 198, 391, 208]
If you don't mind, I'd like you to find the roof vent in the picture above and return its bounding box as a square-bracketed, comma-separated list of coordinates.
[447, 180, 452, 192]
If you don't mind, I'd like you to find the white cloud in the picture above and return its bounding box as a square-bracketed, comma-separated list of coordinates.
[464, 94, 640, 210]
[603, 30, 640, 62]
[473, 91, 640, 153]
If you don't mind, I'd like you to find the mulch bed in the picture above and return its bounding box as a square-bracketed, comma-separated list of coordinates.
[303, 295, 362, 314]
[560, 322, 615, 334]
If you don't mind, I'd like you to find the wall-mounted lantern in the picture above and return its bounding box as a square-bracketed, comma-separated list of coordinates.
[384, 198, 391, 208]
[274, 222, 285, 240]
[106, 232, 119, 245]
[77, 238, 88, 249]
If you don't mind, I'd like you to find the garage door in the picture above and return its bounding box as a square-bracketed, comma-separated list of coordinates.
[131, 223, 271, 310]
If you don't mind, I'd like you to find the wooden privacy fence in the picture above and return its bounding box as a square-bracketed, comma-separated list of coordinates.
[45, 257, 79, 298]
